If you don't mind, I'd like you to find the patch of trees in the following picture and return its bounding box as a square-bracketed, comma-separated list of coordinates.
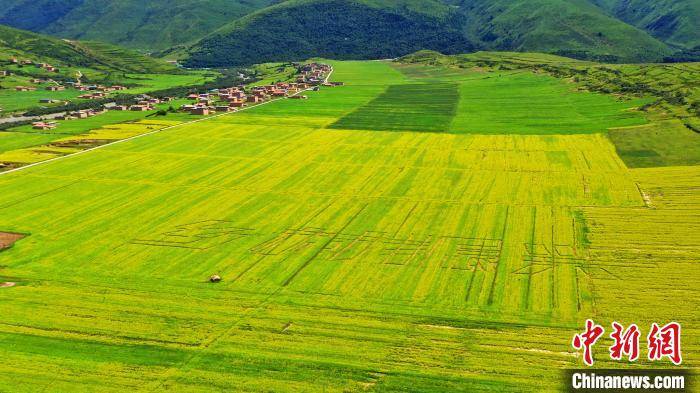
[663, 47, 700, 63]
[23, 94, 135, 116]
[0, 120, 32, 131]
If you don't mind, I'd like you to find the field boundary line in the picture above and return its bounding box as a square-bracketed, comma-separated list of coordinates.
[0, 68, 333, 177]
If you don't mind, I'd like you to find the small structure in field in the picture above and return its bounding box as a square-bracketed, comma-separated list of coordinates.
[32, 121, 57, 130]
[191, 107, 210, 115]
[209, 275, 221, 283]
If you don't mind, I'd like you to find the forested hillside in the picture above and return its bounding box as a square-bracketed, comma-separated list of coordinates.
[184, 0, 474, 67]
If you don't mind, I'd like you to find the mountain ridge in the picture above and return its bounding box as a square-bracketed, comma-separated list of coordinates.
[1, 0, 698, 65]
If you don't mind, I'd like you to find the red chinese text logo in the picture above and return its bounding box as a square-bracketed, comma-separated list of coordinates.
[572, 320, 682, 366]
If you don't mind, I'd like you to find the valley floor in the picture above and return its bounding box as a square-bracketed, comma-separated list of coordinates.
[0, 60, 697, 392]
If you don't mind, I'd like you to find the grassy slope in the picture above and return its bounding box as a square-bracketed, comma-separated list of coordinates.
[0, 0, 277, 50]
[0, 60, 698, 391]
[0, 24, 179, 74]
[454, 0, 672, 62]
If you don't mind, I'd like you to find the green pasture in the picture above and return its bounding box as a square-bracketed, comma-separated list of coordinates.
[0, 60, 697, 392]
[449, 73, 649, 134]
[0, 132, 58, 153]
[609, 119, 700, 167]
[0, 88, 85, 113]
[329, 64, 648, 134]
[0, 102, 190, 159]
[329, 83, 459, 132]
[118, 72, 214, 95]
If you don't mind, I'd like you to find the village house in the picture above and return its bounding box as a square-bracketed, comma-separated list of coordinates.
[111, 85, 127, 91]
[46, 85, 65, 91]
[215, 105, 233, 112]
[15, 86, 36, 92]
[70, 111, 90, 119]
[190, 107, 210, 115]
[246, 96, 262, 103]
[111, 105, 129, 111]
[32, 121, 57, 130]
[0, 71, 8, 77]
[230, 101, 246, 108]
[253, 94, 268, 101]
[289, 95, 308, 100]
[129, 105, 151, 111]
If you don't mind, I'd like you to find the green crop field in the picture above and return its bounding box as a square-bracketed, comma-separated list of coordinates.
[0, 60, 698, 392]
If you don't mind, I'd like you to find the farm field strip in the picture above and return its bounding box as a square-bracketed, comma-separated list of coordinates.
[0, 72, 332, 177]
[0, 60, 697, 391]
[329, 83, 460, 132]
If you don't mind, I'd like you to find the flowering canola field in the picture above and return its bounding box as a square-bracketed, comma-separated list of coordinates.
[0, 60, 697, 392]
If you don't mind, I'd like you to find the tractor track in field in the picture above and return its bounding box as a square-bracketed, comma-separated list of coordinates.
[0, 68, 334, 178]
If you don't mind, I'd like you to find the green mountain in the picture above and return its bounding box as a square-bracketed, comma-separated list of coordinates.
[590, 0, 700, 49]
[184, 0, 673, 66]
[0, 0, 277, 50]
[0, 24, 179, 74]
[3, 0, 697, 66]
[183, 0, 474, 67]
[449, 0, 673, 63]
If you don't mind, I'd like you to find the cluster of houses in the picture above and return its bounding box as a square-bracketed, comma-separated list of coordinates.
[74, 84, 128, 100]
[180, 82, 310, 115]
[9, 57, 60, 73]
[180, 63, 338, 116]
[31, 107, 108, 129]
[13, 79, 131, 105]
[57, 109, 106, 121]
[111, 95, 172, 112]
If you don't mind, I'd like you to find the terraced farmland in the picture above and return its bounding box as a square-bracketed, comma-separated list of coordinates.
[0, 60, 697, 391]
